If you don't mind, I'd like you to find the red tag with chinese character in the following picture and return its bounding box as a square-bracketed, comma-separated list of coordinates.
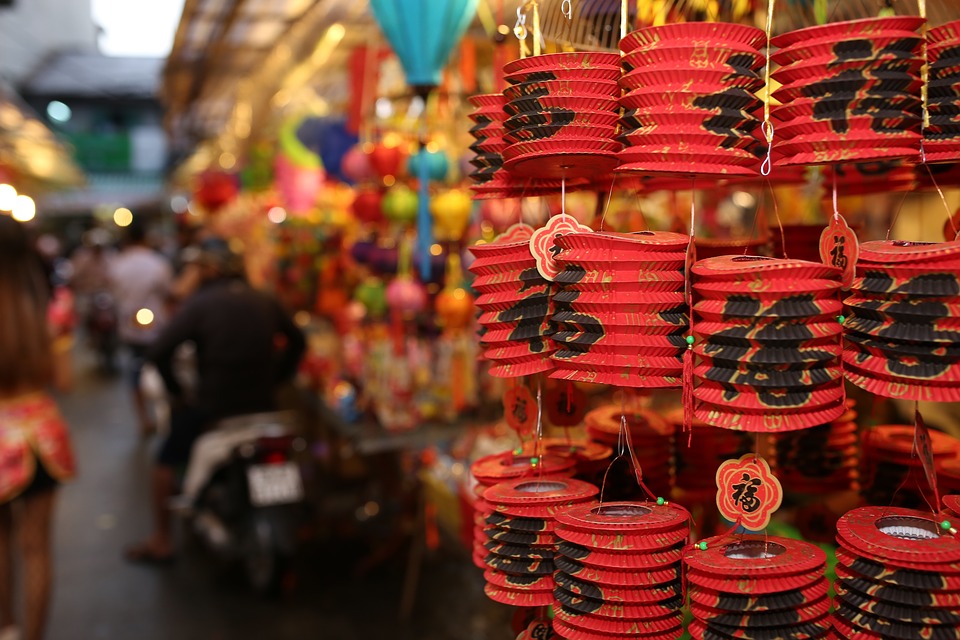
[545, 383, 588, 427]
[913, 408, 942, 513]
[517, 619, 555, 640]
[819, 214, 859, 289]
[504, 384, 537, 437]
[530, 215, 591, 281]
[715, 454, 783, 531]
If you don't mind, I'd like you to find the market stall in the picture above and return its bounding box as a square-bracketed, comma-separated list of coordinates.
[162, 0, 960, 637]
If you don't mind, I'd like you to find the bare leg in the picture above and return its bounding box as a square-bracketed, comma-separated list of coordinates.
[149, 466, 175, 556]
[18, 490, 55, 640]
[133, 386, 156, 438]
[0, 502, 15, 630]
[126, 465, 176, 561]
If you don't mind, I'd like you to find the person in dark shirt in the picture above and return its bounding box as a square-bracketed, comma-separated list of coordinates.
[125, 238, 305, 563]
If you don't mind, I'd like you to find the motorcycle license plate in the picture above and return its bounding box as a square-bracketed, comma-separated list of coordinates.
[247, 463, 303, 507]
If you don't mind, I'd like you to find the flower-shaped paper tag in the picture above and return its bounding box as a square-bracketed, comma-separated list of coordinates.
[530, 215, 592, 281]
[715, 454, 783, 531]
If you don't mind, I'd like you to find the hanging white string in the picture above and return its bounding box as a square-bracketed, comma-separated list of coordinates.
[514, 6, 528, 40]
[561, 0, 572, 20]
[561, 177, 567, 220]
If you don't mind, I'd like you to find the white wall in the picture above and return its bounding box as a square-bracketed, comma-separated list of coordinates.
[0, 0, 98, 84]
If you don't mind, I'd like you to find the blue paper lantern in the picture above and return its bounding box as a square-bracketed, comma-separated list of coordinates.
[368, 0, 479, 94]
[408, 148, 449, 183]
[296, 118, 359, 183]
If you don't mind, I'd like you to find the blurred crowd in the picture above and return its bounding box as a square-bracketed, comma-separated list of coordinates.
[1, 214, 306, 639]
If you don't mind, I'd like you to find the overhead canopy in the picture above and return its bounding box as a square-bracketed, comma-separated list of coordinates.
[163, 0, 375, 156]
[0, 83, 84, 190]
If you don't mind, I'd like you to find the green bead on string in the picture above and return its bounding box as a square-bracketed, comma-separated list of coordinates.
[656, 497, 666, 506]
[697, 541, 708, 551]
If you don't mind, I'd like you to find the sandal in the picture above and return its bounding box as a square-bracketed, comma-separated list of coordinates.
[124, 542, 176, 565]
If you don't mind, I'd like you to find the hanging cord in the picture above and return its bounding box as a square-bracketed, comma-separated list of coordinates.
[535, 375, 545, 482]
[884, 189, 911, 242]
[923, 162, 959, 240]
[598, 172, 619, 232]
[764, 178, 787, 258]
[682, 179, 696, 441]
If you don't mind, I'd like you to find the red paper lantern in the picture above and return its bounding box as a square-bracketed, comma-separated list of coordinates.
[368, 142, 405, 179]
[351, 187, 383, 224]
[194, 170, 238, 213]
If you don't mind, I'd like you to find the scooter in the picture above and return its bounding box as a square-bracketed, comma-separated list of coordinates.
[177, 411, 307, 594]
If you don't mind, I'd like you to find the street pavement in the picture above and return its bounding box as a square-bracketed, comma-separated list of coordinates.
[45, 351, 512, 640]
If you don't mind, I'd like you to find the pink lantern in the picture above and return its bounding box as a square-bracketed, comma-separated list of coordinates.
[275, 153, 324, 214]
[385, 276, 427, 315]
[341, 145, 376, 183]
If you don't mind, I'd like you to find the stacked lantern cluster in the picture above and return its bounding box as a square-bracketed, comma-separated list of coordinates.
[617, 22, 766, 177]
[772, 400, 859, 495]
[833, 506, 960, 638]
[842, 240, 960, 401]
[480, 478, 598, 607]
[860, 424, 959, 508]
[470, 451, 575, 569]
[550, 231, 690, 388]
[466, 93, 512, 199]
[585, 405, 675, 500]
[684, 536, 831, 640]
[770, 16, 925, 165]
[469, 236, 556, 377]
[501, 52, 622, 181]
[691, 256, 846, 431]
[923, 19, 960, 163]
[551, 502, 690, 640]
